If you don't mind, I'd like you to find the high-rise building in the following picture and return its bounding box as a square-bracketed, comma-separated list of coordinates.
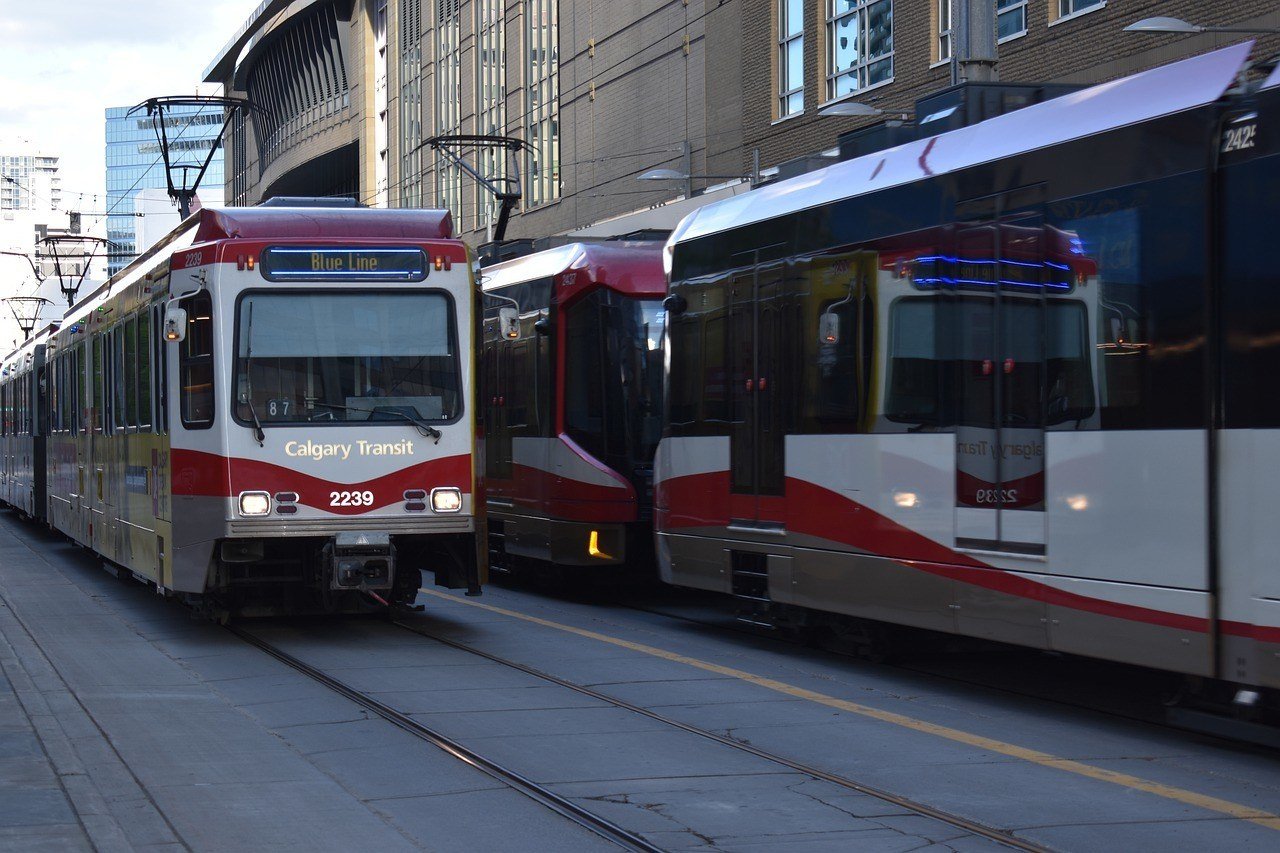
[0, 141, 61, 213]
[0, 141, 85, 351]
[104, 104, 226, 276]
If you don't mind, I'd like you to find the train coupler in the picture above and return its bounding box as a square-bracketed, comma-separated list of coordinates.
[325, 532, 396, 592]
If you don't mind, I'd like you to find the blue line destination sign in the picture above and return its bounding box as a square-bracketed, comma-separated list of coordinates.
[262, 247, 429, 282]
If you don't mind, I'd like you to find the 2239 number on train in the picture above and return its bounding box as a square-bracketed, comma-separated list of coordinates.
[330, 490, 375, 507]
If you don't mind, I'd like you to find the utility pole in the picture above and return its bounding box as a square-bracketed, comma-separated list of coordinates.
[953, 0, 999, 84]
[128, 96, 258, 219]
[5, 297, 51, 341]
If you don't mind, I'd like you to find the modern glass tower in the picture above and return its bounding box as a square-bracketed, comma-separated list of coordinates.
[104, 104, 225, 276]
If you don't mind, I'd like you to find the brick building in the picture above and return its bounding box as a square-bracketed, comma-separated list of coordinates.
[205, 2, 1280, 241]
[745, 1, 1280, 176]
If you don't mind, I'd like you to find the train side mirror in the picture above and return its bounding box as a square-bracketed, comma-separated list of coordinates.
[663, 293, 687, 316]
[533, 313, 554, 336]
[164, 306, 187, 343]
[819, 311, 840, 345]
[498, 306, 520, 341]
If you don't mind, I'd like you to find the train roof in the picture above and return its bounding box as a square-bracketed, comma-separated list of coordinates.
[668, 42, 1253, 249]
[479, 241, 666, 299]
[190, 206, 455, 243]
[1, 323, 57, 375]
[55, 206, 458, 333]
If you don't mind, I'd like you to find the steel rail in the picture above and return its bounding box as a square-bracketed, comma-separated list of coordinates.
[226, 624, 663, 853]
[390, 614, 1049, 853]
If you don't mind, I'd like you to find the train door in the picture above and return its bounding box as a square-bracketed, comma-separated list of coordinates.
[481, 312, 512, 484]
[726, 246, 790, 527]
[951, 192, 1047, 556]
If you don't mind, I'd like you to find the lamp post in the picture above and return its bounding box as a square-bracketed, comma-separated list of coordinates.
[636, 142, 760, 198]
[1123, 16, 1280, 35]
[817, 102, 913, 121]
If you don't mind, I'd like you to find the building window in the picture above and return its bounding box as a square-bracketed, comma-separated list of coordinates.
[937, 0, 952, 63]
[435, 0, 463, 221]
[525, 0, 559, 207]
[828, 0, 893, 101]
[998, 0, 1026, 39]
[778, 0, 804, 118]
[400, 0, 423, 208]
[476, 0, 506, 231]
[1057, 0, 1102, 18]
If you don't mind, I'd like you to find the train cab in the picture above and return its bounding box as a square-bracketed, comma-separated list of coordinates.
[41, 205, 485, 614]
[479, 241, 666, 573]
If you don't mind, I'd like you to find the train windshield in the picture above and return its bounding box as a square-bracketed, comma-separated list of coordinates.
[234, 291, 461, 425]
[564, 292, 665, 474]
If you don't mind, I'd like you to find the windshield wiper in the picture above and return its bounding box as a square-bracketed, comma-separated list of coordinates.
[242, 302, 266, 446]
[310, 401, 443, 443]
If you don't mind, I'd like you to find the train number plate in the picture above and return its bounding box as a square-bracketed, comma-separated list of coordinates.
[330, 490, 375, 508]
[1221, 119, 1259, 156]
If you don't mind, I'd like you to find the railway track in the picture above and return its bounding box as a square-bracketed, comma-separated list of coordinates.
[226, 624, 664, 853]
[228, 612, 1047, 851]
[386, 612, 1050, 853]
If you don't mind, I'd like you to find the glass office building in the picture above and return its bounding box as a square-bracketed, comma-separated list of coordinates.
[105, 105, 225, 276]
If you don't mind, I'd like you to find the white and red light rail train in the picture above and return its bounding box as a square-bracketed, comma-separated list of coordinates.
[480, 241, 665, 572]
[657, 44, 1280, 694]
[0, 205, 486, 614]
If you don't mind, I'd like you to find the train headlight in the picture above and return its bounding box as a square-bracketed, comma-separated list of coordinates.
[430, 487, 462, 513]
[238, 491, 272, 516]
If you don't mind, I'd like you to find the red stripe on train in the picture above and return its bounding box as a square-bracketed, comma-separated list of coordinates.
[171, 449, 472, 515]
[656, 471, 1279, 638]
[487, 462, 636, 524]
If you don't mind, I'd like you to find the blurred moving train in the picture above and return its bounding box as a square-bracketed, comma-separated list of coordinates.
[480, 242, 666, 573]
[0, 205, 486, 614]
[657, 43, 1280, 694]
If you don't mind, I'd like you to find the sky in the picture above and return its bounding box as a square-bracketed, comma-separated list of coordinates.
[0, 0, 258, 347]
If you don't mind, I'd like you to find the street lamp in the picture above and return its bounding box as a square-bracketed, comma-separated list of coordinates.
[818, 101, 913, 121]
[1123, 16, 1280, 35]
[636, 143, 760, 197]
[818, 101, 884, 117]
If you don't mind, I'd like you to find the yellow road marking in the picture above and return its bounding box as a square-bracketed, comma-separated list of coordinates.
[421, 587, 1280, 830]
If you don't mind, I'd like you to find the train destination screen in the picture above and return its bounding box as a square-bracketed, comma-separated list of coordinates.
[262, 247, 429, 282]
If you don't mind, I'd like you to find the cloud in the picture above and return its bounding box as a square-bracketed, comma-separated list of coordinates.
[0, 1, 256, 199]
[1, 1, 239, 47]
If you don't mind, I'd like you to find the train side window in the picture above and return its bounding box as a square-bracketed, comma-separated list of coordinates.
[59, 355, 68, 434]
[135, 313, 152, 429]
[703, 310, 732, 427]
[564, 295, 607, 460]
[103, 330, 113, 433]
[180, 291, 214, 429]
[75, 344, 85, 436]
[50, 357, 60, 434]
[92, 334, 104, 433]
[58, 356, 67, 434]
[1050, 176, 1205, 429]
[666, 312, 701, 432]
[792, 254, 868, 434]
[151, 304, 166, 433]
[66, 351, 74, 435]
[112, 327, 126, 433]
[124, 317, 139, 429]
